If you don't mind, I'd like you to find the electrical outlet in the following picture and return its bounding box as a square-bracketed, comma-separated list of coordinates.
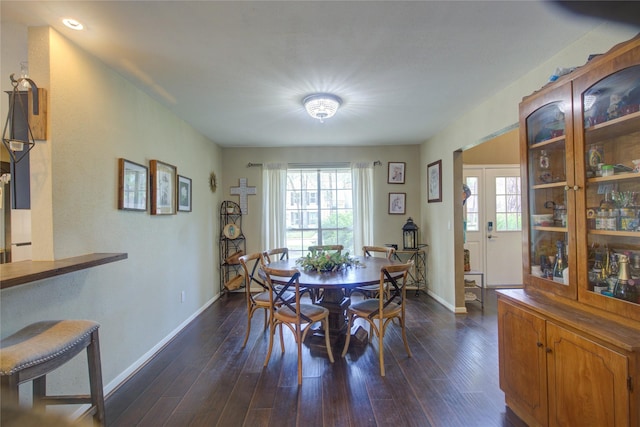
[181, 291, 185, 303]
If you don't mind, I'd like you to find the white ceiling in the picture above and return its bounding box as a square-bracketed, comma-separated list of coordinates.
[1, 1, 635, 148]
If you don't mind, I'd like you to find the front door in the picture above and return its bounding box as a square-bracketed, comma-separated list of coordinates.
[464, 166, 523, 286]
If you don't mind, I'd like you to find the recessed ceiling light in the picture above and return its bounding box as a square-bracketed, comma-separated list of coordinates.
[62, 18, 84, 31]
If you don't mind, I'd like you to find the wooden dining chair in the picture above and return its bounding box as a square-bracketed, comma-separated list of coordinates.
[264, 247, 315, 303]
[350, 246, 396, 299]
[263, 247, 289, 263]
[260, 264, 334, 385]
[308, 244, 344, 254]
[239, 252, 293, 348]
[362, 245, 395, 259]
[341, 261, 414, 376]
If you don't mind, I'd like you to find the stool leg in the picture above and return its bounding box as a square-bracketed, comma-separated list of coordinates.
[33, 375, 47, 411]
[86, 330, 105, 426]
[1, 375, 19, 407]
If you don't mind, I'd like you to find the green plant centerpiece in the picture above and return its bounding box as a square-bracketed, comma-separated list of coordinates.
[296, 250, 363, 272]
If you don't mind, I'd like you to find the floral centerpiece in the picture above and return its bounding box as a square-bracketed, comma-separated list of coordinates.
[296, 250, 363, 272]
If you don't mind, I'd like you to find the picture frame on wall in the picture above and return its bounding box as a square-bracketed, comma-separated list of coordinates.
[387, 162, 406, 184]
[178, 175, 192, 212]
[389, 192, 406, 214]
[150, 159, 177, 215]
[427, 159, 442, 203]
[118, 158, 148, 211]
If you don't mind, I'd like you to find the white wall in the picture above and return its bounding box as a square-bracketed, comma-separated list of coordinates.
[420, 25, 639, 312]
[0, 26, 222, 413]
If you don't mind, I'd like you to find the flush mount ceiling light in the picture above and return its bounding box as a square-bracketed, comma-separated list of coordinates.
[303, 93, 342, 123]
[62, 18, 84, 30]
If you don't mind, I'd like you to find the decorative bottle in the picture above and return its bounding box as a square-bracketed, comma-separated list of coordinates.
[614, 254, 636, 302]
[553, 240, 567, 284]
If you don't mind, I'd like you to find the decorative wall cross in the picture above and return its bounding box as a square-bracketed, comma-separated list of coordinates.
[230, 178, 256, 215]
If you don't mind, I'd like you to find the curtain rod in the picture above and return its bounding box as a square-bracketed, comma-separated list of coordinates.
[247, 161, 382, 168]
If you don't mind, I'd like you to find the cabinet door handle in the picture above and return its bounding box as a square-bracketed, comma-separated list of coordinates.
[546, 347, 552, 353]
[573, 185, 580, 191]
[564, 185, 570, 191]
[536, 341, 543, 348]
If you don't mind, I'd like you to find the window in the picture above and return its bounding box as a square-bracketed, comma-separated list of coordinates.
[465, 176, 479, 232]
[286, 168, 353, 258]
[495, 176, 522, 231]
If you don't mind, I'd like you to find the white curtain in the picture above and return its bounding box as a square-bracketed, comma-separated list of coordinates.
[352, 162, 374, 254]
[262, 163, 287, 250]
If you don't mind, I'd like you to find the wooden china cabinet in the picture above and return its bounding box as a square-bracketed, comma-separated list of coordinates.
[498, 34, 640, 427]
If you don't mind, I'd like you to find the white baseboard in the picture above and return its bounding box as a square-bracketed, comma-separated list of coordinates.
[425, 289, 467, 313]
[71, 294, 220, 419]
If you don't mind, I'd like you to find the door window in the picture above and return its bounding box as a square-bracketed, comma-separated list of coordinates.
[495, 176, 522, 231]
[465, 176, 479, 231]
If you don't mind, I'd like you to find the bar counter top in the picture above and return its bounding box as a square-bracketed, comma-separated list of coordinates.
[0, 253, 128, 290]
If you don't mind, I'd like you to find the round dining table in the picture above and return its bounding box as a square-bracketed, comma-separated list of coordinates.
[266, 256, 402, 342]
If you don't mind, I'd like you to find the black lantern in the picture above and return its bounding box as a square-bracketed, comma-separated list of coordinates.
[402, 217, 419, 250]
[2, 73, 40, 164]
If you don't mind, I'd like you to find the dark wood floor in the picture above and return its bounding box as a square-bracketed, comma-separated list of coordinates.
[105, 289, 519, 427]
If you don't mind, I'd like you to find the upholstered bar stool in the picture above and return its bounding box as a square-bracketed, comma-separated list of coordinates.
[0, 320, 105, 425]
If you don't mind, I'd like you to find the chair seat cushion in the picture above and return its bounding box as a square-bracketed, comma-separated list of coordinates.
[253, 291, 271, 304]
[275, 303, 328, 322]
[349, 299, 401, 318]
[253, 290, 294, 305]
[0, 320, 99, 375]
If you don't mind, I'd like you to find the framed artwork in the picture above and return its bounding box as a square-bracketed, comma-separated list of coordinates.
[389, 192, 406, 215]
[427, 159, 442, 203]
[178, 175, 192, 212]
[150, 159, 177, 215]
[118, 158, 148, 211]
[388, 162, 406, 184]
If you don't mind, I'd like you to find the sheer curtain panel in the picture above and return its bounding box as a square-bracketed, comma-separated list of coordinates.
[352, 162, 374, 253]
[262, 163, 287, 250]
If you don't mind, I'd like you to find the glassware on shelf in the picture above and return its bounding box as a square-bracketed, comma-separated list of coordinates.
[590, 251, 609, 292]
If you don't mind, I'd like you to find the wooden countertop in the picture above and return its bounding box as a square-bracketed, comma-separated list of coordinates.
[497, 288, 640, 352]
[0, 253, 128, 290]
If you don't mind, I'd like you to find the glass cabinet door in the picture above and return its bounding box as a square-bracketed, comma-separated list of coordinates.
[521, 84, 576, 299]
[574, 63, 640, 319]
